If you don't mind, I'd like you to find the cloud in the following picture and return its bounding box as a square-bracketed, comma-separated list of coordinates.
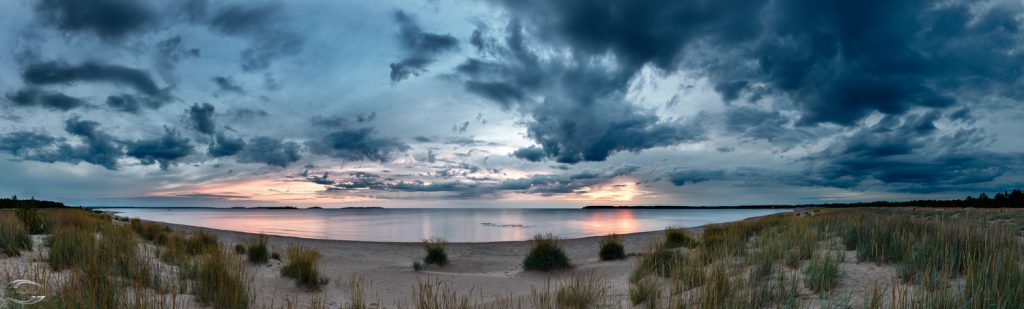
[21, 61, 170, 108]
[511, 146, 545, 162]
[208, 132, 245, 157]
[207, 2, 305, 71]
[389, 10, 460, 83]
[0, 131, 60, 156]
[212, 76, 245, 94]
[154, 36, 200, 84]
[306, 128, 410, 162]
[237, 136, 301, 167]
[6, 88, 88, 111]
[2, 117, 129, 170]
[455, 18, 705, 164]
[666, 168, 727, 186]
[185, 103, 216, 135]
[34, 0, 156, 41]
[126, 127, 194, 170]
[105, 94, 162, 114]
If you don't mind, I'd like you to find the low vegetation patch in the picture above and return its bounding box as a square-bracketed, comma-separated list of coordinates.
[629, 275, 660, 308]
[598, 234, 625, 261]
[664, 226, 696, 248]
[246, 234, 269, 264]
[186, 248, 251, 308]
[0, 213, 32, 256]
[281, 244, 329, 290]
[234, 243, 247, 254]
[803, 251, 842, 293]
[523, 233, 571, 271]
[422, 237, 449, 266]
[130, 218, 170, 244]
[556, 273, 608, 309]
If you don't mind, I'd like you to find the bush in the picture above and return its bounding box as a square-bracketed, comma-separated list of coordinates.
[422, 237, 448, 266]
[599, 234, 626, 261]
[234, 243, 246, 254]
[523, 233, 571, 271]
[413, 260, 423, 271]
[0, 214, 32, 256]
[16, 207, 47, 234]
[271, 252, 281, 260]
[246, 234, 269, 264]
[280, 244, 328, 290]
[664, 226, 696, 248]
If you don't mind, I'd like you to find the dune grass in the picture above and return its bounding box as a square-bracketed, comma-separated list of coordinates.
[0, 213, 32, 256]
[803, 251, 842, 293]
[555, 272, 608, 309]
[664, 226, 697, 248]
[130, 218, 170, 245]
[185, 248, 251, 308]
[523, 233, 571, 272]
[598, 234, 625, 261]
[280, 244, 329, 290]
[422, 237, 449, 266]
[16, 207, 47, 234]
[245, 234, 269, 264]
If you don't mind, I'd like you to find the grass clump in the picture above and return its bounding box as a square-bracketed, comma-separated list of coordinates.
[422, 237, 449, 266]
[234, 243, 247, 254]
[281, 244, 329, 290]
[556, 273, 609, 309]
[246, 234, 269, 264]
[598, 234, 625, 261]
[187, 248, 251, 308]
[523, 233, 571, 272]
[804, 252, 842, 293]
[271, 251, 281, 260]
[16, 207, 47, 234]
[46, 225, 97, 270]
[664, 226, 696, 248]
[629, 276, 660, 308]
[0, 213, 32, 256]
[129, 218, 170, 244]
[413, 260, 423, 271]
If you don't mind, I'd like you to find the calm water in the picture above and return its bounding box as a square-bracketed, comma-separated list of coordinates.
[99, 208, 790, 242]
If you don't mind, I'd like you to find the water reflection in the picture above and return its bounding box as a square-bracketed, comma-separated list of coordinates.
[101, 208, 789, 242]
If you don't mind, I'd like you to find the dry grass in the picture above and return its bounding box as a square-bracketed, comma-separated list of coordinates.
[0, 213, 32, 256]
[280, 244, 329, 290]
[523, 233, 571, 272]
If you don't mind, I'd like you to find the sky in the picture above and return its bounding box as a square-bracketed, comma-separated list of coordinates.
[0, 0, 1022, 208]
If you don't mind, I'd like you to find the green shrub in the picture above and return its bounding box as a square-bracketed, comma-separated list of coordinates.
[246, 234, 269, 264]
[234, 243, 246, 254]
[16, 207, 47, 234]
[422, 237, 448, 266]
[280, 244, 328, 290]
[598, 234, 626, 261]
[0, 214, 32, 256]
[523, 233, 571, 271]
[413, 260, 423, 271]
[664, 226, 696, 248]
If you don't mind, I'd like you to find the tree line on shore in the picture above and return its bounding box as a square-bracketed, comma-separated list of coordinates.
[0, 195, 67, 209]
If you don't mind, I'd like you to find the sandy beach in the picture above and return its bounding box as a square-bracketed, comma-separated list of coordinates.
[158, 221, 690, 308]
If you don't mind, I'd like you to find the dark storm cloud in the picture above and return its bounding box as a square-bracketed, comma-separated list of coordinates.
[0, 132, 60, 156]
[207, 2, 305, 71]
[208, 132, 245, 157]
[226, 108, 268, 121]
[306, 128, 410, 162]
[6, 88, 88, 111]
[666, 168, 727, 186]
[185, 103, 216, 135]
[511, 146, 544, 162]
[34, 0, 155, 41]
[126, 128, 194, 170]
[105, 94, 162, 114]
[237, 136, 301, 167]
[803, 114, 1023, 191]
[389, 10, 460, 83]
[21, 61, 170, 108]
[0, 122, 126, 170]
[212, 76, 245, 94]
[457, 18, 705, 164]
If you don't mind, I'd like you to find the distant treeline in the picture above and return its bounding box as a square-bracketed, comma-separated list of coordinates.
[0, 195, 67, 209]
[586, 189, 1024, 209]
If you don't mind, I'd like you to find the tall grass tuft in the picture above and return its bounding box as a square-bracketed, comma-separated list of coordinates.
[16, 207, 47, 234]
[46, 225, 97, 270]
[422, 237, 449, 266]
[0, 213, 32, 256]
[664, 226, 696, 248]
[280, 244, 329, 290]
[556, 273, 608, 309]
[129, 218, 170, 245]
[523, 233, 571, 271]
[186, 248, 251, 308]
[598, 234, 625, 261]
[246, 234, 269, 264]
[629, 275, 660, 308]
[803, 251, 842, 293]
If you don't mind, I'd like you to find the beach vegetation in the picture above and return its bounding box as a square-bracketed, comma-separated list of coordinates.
[413, 260, 423, 271]
[556, 273, 608, 309]
[186, 248, 251, 308]
[234, 243, 246, 254]
[246, 234, 269, 264]
[664, 226, 697, 248]
[422, 237, 449, 266]
[598, 233, 625, 260]
[523, 233, 571, 271]
[281, 244, 329, 290]
[0, 213, 31, 256]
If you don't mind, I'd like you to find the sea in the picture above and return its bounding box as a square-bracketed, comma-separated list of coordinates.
[96, 207, 790, 242]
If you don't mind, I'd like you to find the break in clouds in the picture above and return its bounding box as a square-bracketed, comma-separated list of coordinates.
[0, 0, 1022, 206]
